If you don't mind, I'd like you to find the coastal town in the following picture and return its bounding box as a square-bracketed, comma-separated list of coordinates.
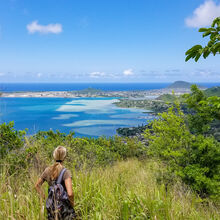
[0, 81, 203, 98]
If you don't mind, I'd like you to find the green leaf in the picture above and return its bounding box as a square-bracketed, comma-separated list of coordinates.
[214, 42, 220, 50]
[199, 28, 208, 32]
[203, 31, 212, 37]
[195, 53, 202, 62]
[185, 54, 192, 62]
[190, 45, 203, 51]
[185, 45, 202, 55]
[212, 17, 220, 27]
[203, 48, 211, 59]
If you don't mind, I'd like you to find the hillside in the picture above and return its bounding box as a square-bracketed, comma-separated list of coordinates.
[167, 81, 205, 89]
[0, 125, 219, 219]
[2, 157, 218, 219]
[204, 86, 220, 97]
[167, 81, 192, 89]
[156, 94, 177, 102]
[76, 87, 102, 94]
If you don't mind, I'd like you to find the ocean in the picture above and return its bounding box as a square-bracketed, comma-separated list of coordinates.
[1, 82, 220, 92]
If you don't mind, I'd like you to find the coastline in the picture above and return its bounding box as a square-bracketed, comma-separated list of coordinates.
[0, 88, 192, 98]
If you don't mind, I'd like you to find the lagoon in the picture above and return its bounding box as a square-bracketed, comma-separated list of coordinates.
[0, 97, 152, 137]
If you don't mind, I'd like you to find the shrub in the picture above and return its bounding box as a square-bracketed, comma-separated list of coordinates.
[0, 121, 26, 159]
[144, 104, 220, 199]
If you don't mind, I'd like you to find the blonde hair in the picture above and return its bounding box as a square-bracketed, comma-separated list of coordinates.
[50, 146, 67, 180]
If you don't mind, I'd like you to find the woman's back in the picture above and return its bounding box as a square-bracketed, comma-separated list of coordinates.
[41, 166, 72, 187]
[35, 146, 76, 220]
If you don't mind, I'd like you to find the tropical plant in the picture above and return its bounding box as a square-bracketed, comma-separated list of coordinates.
[185, 17, 220, 62]
[0, 121, 26, 159]
[144, 104, 220, 199]
[183, 85, 220, 134]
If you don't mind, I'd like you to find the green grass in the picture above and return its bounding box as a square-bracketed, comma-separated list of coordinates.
[1, 159, 219, 220]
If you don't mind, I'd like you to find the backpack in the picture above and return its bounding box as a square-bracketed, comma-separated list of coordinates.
[46, 168, 75, 220]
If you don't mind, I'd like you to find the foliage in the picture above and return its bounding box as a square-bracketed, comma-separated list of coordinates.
[0, 122, 147, 176]
[144, 104, 220, 199]
[0, 121, 26, 159]
[183, 85, 220, 134]
[185, 17, 220, 62]
[156, 94, 179, 103]
[117, 125, 147, 137]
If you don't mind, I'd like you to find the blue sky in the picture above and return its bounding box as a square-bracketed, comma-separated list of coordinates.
[0, 0, 220, 82]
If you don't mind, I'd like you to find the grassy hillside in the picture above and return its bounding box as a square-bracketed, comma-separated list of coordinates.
[204, 86, 220, 97]
[156, 94, 178, 103]
[1, 159, 219, 220]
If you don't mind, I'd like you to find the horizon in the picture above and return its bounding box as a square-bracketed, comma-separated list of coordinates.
[1, 81, 220, 84]
[0, 0, 220, 82]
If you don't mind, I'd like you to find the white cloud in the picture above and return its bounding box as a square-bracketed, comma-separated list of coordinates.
[0, 72, 5, 76]
[190, 69, 220, 79]
[27, 20, 62, 34]
[123, 69, 133, 76]
[89, 72, 106, 78]
[37, 72, 43, 78]
[185, 0, 220, 28]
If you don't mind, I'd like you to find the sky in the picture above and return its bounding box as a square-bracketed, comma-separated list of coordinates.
[0, 0, 220, 83]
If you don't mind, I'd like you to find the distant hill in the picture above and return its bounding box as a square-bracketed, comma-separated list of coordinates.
[156, 93, 185, 103]
[167, 81, 205, 89]
[204, 86, 220, 97]
[156, 94, 177, 102]
[78, 87, 102, 94]
[167, 81, 192, 89]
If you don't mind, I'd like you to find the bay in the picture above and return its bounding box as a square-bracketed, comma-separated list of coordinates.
[0, 97, 151, 138]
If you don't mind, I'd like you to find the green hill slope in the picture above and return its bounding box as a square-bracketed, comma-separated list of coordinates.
[167, 81, 205, 89]
[204, 86, 220, 97]
[156, 94, 177, 102]
[167, 81, 192, 89]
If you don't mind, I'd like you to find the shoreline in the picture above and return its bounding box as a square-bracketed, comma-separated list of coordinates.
[0, 88, 193, 98]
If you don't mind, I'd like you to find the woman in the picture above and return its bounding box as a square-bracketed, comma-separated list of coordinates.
[35, 146, 76, 220]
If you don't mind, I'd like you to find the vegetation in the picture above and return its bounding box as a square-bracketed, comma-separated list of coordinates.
[156, 94, 178, 103]
[2, 158, 220, 220]
[183, 85, 220, 134]
[185, 17, 220, 62]
[117, 125, 147, 137]
[145, 103, 220, 199]
[115, 99, 171, 114]
[0, 121, 26, 159]
[204, 86, 220, 97]
[0, 123, 219, 219]
[184, 16, 220, 142]
[74, 87, 102, 94]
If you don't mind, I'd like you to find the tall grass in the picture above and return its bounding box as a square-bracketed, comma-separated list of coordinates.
[0, 159, 219, 219]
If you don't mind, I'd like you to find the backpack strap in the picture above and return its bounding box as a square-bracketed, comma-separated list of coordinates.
[56, 168, 67, 184]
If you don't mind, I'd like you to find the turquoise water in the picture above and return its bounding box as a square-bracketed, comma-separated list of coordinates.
[0, 97, 153, 137]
